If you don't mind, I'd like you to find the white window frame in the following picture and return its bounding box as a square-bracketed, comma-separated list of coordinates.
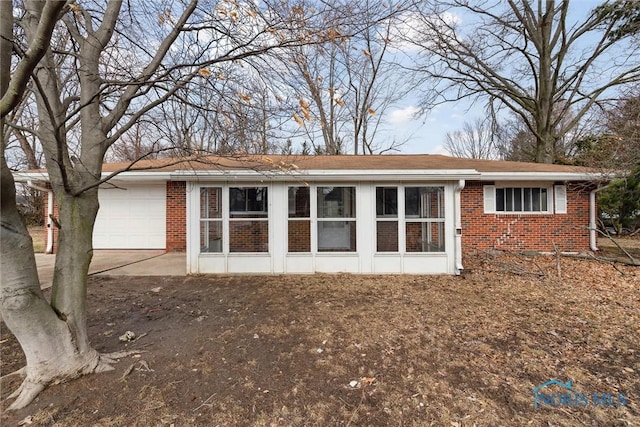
[229, 187, 268, 214]
[199, 185, 270, 255]
[404, 186, 446, 253]
[199, 187, 223, 253]
[316, 186, 357, 252]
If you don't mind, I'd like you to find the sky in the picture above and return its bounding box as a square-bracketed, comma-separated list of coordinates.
[383, 0, 607, 156]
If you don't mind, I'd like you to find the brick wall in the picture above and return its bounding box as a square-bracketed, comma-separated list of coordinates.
[166, 181, 186, 252]
[288, 220, 311, 252]
[376, 221, 398, 252]
[461, 181, 591, 256]
[229, 220, 269, 252]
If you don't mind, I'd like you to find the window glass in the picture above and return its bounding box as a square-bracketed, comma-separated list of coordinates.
[317, 187, 356, 252]
[406, 222, 445, 252]
[317, 187, 356, 218]
[200, 187, 222, 219]
[495, 187, 549, 212]
[376, 187, 398, 217]
[376, 221, 398, 252]
[200, 187, 222, 253]
[230, 187, 267, 213]
[288, 186, 310, 218]
[405, 187, 444, 218]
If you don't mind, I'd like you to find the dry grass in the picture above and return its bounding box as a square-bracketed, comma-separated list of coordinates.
[28, 227, 46, 253]
[1, 254, 639, 426]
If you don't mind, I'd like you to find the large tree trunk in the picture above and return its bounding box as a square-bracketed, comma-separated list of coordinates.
[50, 188, 100, 353]
[0, 153, 112, 411]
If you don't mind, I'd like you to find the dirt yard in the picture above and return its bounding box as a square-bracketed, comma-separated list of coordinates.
[1, 255, 639, 426]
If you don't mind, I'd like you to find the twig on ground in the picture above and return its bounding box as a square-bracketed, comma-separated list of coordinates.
[553, 242, 562, 279]
[192, 393, 217, 412]
[594, 228, 639, 265]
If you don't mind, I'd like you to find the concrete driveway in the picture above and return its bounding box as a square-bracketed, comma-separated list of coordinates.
[36, 250, 186, 288]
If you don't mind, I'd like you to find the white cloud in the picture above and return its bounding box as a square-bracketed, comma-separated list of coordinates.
[389, 105, 420, 124]
[431, 144, 450, 155]
[386, 11, 462, 53]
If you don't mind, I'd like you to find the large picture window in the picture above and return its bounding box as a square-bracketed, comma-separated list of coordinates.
[405, 186, 445, 252]
[317, 186, 356, 252]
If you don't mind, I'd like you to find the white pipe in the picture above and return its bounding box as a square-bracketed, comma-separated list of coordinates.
[453, 179, 465, 274]
[26, 180, 54, 254]
[589, 189, 598, 252]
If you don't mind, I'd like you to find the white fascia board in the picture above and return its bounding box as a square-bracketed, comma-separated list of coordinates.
[99, 171, 173, 181]
[12, 172, 49, 182]
[479, 171, 601, 181]
[171, 169, 481, 182]
[13, 171, 173, 183]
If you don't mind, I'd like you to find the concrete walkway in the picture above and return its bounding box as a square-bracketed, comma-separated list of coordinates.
[36, 250, 186, 288]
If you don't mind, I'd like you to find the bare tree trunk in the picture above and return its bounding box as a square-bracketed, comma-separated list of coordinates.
[0, 152, 109, 410]
[50, 189, 100, 352]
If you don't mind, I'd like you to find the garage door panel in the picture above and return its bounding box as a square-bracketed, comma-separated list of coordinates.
[93, 184, 166, 249]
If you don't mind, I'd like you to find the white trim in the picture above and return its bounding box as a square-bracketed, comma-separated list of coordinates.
[488, 185, 553, 214]
[590, 189, 598, 251]
[14, 168, 600, 184]
[483, 185, 496, 214]
[171, 169, 481, 182]
[554, 185, 567, 214]
[453, 180, 465, 274]
[479, 172, 597, 181]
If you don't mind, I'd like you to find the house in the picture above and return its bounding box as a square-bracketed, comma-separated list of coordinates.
[15, 154, 599, 275]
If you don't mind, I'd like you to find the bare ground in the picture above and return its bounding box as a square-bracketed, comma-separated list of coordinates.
[1, 255, 639, 426]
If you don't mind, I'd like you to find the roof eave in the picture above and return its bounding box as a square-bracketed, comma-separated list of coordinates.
[479, 171, 601, 181]
[169, 169, 482, 181]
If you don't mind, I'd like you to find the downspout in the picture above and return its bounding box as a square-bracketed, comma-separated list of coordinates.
[27, 180, 54, 254]
[589, 189, 598, 252]
[453, 179, 465, 274]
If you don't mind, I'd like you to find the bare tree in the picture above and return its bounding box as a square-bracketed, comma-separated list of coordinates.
[444, 117, 498, 159]
[408, 0, 640, 163]
[282, 0, 413, 154]
[1, 0, 344, 409]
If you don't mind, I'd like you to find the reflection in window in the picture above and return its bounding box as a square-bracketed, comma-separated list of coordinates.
[229, 187, 268, 252]
[405, 186, 445, 252]
[200, 187, 222, 253]
[317, 187, 356, 252]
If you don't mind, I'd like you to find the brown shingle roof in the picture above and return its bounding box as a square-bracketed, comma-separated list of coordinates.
[96, 154, 592, 174]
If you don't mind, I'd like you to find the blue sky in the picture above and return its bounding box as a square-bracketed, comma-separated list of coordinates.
[384, 0, 606, 155]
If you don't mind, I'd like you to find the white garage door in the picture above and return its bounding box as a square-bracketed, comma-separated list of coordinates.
[93, 183, 166, 249]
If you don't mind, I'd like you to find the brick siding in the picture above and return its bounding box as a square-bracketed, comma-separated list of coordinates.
[166, 181, 186, 252]
[376, 221, 398, 252]
[461, 181, 591, 256]
[288, 220, 311, 252]
[229, 220, 269, 252]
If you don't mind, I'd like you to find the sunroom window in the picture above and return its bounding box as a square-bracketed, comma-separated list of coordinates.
[288, 186, 311, 252]
[229, 187, 268, 252]
[317, 186, 356, 252]
[200, 187, 222, 253]
[376, 187, 399, 252]
[405, 186, 445, 252]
